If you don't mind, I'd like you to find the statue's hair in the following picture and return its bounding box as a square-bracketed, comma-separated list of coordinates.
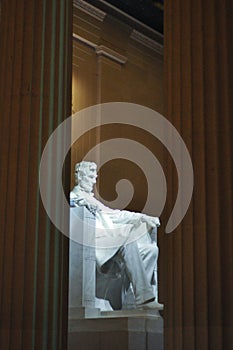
[74, 161, 97, 184]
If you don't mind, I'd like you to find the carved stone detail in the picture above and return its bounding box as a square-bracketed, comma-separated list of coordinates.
[73, 0, 106, 22]
[95, 45, 127, 65]
[130, 29, 163, 56]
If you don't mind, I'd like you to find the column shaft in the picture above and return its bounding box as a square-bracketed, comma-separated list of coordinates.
[164, 0, 232, 349]
[0, 1, 72, 349]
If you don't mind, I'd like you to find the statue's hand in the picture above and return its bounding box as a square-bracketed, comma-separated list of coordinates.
[86, 203, 98, 215]
[75, 198, 98, 214]
[141, 215, 160, 228]
[76, 198, 89, 207]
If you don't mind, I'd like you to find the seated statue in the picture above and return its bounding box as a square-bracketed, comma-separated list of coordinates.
[70, 161, 163, 310]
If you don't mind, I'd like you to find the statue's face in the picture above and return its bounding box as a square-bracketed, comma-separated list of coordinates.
[86, 164, 98, 185]
[76, 162, 98, 193]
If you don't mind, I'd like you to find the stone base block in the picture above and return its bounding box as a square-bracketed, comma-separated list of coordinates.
[68, 314, 163, 350]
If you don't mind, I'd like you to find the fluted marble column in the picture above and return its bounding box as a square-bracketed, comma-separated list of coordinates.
[163, 0, 232, 349]
[0, 1, 72, 349]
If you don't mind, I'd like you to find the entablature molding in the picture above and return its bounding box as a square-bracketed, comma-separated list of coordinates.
[73, 34, 127, 65]
[73, 0, 106, 22]
[130, 30, 163, 56]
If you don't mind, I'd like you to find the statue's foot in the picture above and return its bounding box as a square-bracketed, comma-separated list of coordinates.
[137, 300, 164, 310]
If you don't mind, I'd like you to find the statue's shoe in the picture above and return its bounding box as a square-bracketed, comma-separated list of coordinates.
[137, 300, 164, 310]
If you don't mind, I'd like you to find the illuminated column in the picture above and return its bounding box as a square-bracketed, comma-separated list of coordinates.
[0, 1, 72, 349]
[164, 0, 232, 349]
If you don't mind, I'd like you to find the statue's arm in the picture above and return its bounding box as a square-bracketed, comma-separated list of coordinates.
[110, 209, 160, 229]
[70, 191, 85, 206]
[70, 191, 98, 215]
[140, 214, 160, 228]
[70, 190, 160, 228]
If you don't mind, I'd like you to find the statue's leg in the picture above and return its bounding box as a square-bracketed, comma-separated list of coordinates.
[118, 242, 155, 305]
[138, 243, 158, 282]
[138, 242, 159, 300]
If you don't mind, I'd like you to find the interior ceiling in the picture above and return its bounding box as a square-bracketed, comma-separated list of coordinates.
[85, 0, 164, 34]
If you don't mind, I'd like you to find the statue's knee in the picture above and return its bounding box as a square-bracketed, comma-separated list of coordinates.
[148, 244, 159, 260]
[118, 242, 138, 257]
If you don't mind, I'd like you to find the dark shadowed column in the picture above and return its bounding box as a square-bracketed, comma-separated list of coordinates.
[0, 0, 72, 349]
[164, 0, 232, 349]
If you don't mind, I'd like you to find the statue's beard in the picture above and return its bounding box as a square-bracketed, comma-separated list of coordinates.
[78, 179, 94, 194]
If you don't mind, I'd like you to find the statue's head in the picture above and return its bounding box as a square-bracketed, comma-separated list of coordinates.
[74, 161, 98, 193]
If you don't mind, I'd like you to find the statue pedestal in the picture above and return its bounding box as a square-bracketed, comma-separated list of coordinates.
[69, 306, 100, 319]
[68, 311, 163, 350]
